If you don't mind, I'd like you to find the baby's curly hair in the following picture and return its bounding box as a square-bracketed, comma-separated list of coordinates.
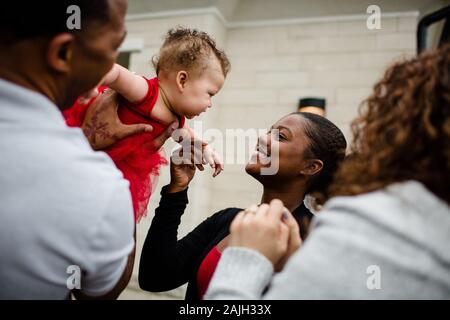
[329, 43, 450, 205]
[152, 27, 230, 77]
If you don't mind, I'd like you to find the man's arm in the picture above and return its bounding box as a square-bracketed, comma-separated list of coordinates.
[70, 180, 135, 300]
[73, 230, 136, 300]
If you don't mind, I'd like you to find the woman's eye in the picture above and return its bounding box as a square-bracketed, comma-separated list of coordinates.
[269, 130, 285, 141]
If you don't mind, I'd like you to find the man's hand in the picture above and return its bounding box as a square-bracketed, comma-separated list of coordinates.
[229, 199, 301, 269]
[81, 89, 154, 150]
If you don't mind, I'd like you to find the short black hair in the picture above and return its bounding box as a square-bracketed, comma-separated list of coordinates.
[0, 1, 110, 44]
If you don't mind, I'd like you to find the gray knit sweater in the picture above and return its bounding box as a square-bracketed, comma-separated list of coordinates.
[205, 181, 450, 299]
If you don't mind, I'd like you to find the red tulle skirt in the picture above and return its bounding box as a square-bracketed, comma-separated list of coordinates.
[64, 88, 169, 223]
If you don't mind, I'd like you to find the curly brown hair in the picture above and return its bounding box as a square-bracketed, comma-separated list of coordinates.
[329, 43, 450, 205]
[152, 27, 230, 77]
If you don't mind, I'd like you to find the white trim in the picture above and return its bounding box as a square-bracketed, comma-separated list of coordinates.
[227, 11, 420, 29]
[126, 7, 419, 29]
[126, 6, 227, 25]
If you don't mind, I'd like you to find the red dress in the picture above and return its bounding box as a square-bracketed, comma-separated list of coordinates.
[64, 77, 185, 222]
[196, 246, 222, 299]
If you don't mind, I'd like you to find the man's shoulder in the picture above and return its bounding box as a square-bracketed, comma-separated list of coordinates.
[1, 124, 131, 218]
[51, 131, 131, 207]
[45, 128, 127, 188]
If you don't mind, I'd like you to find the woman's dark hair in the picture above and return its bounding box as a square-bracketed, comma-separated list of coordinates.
[0, 1, 110, 44]
[329, 43, 450, 204]
[294, 112, 347, 206]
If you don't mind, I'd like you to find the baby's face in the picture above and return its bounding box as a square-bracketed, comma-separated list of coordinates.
[173, 56, 225, 119]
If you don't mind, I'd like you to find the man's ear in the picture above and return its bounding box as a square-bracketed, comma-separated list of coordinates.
[46, 33, 75, 73]
[176, 71, 188, 92]
[300, 159, 324, 176]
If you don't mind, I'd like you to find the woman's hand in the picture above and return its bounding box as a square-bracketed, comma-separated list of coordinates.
[174, 125, 224, 178]
[274, 208, 302, 272]
[229, 199, 302, 270]
[166, 146, 197, 193]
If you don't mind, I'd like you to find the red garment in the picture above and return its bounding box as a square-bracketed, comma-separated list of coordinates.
[63, 77, 185, 222]
[196, 246, 222, 299]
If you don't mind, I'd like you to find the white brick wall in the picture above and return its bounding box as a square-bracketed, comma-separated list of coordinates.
[120, 12, 417, 300]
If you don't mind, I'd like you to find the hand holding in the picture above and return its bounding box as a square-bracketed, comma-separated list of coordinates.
[81, 90, 154, 150]
[229, 199, 295, 267]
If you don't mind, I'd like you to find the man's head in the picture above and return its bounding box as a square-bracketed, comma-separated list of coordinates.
[154, 28, 230, 119]
[0, 0, 128, 109]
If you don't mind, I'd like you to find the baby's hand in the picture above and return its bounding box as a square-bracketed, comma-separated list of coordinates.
[202, 144, 223, 177]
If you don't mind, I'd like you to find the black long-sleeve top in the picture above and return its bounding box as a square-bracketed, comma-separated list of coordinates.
[138, 185, 313, 300]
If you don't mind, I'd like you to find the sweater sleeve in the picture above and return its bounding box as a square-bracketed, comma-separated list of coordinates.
[138, 185, 227, 292]
[204, 247, 274, 300]
[205, 208, 359, 300]
[205, 195, 404, 300]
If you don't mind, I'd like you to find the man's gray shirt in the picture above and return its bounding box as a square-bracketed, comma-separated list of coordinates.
[0, 79, 134, 299]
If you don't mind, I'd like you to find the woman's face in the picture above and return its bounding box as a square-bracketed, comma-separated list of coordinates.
[245, 114, 311, 182]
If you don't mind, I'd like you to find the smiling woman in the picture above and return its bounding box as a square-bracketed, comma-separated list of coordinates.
[205, 43, 450, 300]
[138, 111, 346, 300]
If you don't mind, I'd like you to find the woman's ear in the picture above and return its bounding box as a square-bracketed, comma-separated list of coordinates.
[300, 159, 324, 176]
[176, 71, 188, 92]
[46, 33, 75, 73]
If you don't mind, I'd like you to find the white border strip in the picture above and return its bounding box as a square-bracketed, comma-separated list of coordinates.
[126, 7, 419, 29]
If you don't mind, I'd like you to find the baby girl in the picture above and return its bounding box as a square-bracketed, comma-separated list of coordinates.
[64, 28, 230, 222]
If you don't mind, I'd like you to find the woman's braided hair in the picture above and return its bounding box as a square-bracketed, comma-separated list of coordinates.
[295, 112, 347, 206]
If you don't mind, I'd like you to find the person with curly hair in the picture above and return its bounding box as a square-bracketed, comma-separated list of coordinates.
[205, 43, 450, 299]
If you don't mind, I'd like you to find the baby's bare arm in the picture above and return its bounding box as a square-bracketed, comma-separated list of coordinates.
[102, 64, 148, 103]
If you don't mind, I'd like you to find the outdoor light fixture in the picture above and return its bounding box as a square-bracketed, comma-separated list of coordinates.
[298, 97, 326, 117]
